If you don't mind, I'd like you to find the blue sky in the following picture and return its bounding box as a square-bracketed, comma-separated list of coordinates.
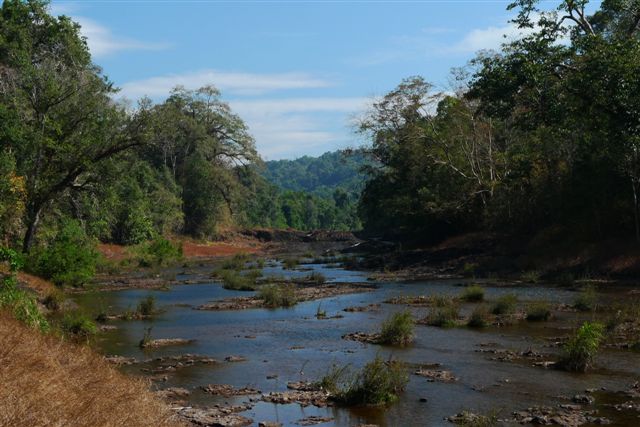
[49, 0, 554, 160]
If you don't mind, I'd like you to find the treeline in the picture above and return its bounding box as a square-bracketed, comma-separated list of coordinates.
[0, 0, 361, 269]
[357, 0, 640, 244]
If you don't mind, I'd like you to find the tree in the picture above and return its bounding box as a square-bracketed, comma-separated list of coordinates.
[0, 0, 148, 251]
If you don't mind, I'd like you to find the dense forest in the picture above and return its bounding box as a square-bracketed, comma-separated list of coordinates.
[357, 0, 640, 245]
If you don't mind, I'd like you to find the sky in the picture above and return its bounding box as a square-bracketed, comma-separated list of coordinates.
[48, 0, 552, 160]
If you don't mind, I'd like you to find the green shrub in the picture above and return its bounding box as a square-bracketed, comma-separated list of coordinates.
[339, 356, 408, 406]
[491, 294, 518, 315]
[559, 321, 604, 372]
[460, 285, 485, 302]
[136, 295, 157, 316]
[462, 262, 478, 277]
[136, 238, 182, 267]
[316, 363, 350, 394]
[467, 305, 491, 328]
[60, 311, 98, 341]
[259, 283, 297, 308]
[425, 300, 459, 327]
[27, 220, 99, 287]
[430, 294, 454, 307]
[307, 271, 326, 285]
[521, 270, 541, 283]
[220, 270, 257, 291]
[526, 301, 552, 321]
[379, 310, 415, 346]
[219, 253, 249, 271]
[573, 285, 598, 312]
[282, 257, 299, 270]
[42, 289, 65, 311]
[316, 304, 327, 319]
[1, 247, 49, 332]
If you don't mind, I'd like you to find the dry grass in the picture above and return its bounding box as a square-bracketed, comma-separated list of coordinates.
[0, 312, 181, 427]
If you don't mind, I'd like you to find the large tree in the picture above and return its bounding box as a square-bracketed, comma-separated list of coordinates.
[0, 0, 148, 251]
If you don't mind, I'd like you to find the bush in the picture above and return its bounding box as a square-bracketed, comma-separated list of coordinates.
[339, 356, 408, 406]
[307, 271, 326, 285]
[521, 270, 541, 283]
[559, 321, 604, 372]
[425, 300, 459, 327]
[42, 290, 65, 311]
[219, 253, 249, 271]
[220, 270, 257, 291]
[573, 285, 597, 312]
[316, 364, 350, 394]
[526, 301, 552, 321]
[136, 295, 157, 316]
[0, 247, 49, 332]
[60, 311, 98, 341]
[259, 283, 297, 308]
[378, 310, 415, 346]
[491, 294, 518, 315]
[282, 257, 299, 270]
[460, 285, 485, 302]
[27, 220, 99, 287]
[136, 238, 182, 267]
[467, 305, 491, 328]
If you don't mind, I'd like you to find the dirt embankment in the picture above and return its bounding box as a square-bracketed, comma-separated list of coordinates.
[0, 312, 181, 427]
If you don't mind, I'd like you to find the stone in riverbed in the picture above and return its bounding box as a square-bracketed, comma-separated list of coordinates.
[140, 338, 195, 348]
[414, 368, 457, 383]
[225, 355, 247, 362]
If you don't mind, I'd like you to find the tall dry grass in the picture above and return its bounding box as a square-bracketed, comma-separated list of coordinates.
[0, 312, 181, 427]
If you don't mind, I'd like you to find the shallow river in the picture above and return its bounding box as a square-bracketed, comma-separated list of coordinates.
[75, 261, 640, 426]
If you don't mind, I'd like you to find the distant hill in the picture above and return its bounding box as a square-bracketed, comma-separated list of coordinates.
[262, 151, 368, 198]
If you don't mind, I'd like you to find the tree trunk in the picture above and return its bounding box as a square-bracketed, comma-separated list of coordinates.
[632, 178, 640, 243]
[22, 205, 42, 253]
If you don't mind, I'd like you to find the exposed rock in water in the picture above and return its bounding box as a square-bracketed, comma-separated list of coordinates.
[446, 412, 495, 425]
[140, 338, 195, 348]
[415, 369, 457, 383]
[176, 405, 253, 427]
[511, 405, 611, 426]
[196, 283, 376, 311]
[343, 303, 380, 312]
[258, 422, 283, 427]
[140, 354, 218, 375]
[341, 331, 380, 344]
[296, 416, 334, 426]
[201, 384, 261, 397]
[286, 381, 317, 391]
[224, 355, 247, 362]
[261, 387, 331, 408]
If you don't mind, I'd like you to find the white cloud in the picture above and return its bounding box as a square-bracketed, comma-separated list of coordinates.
[228, 98, 370, 159]
[120, 70, 334, 98]
[447, 22, 536, 54]
[74, 17, 170, 58]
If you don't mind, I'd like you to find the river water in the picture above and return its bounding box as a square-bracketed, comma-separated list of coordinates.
[75, 260, 640, 426]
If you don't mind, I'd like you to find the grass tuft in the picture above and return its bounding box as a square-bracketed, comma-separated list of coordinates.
[378, 310, 415, 346]
[460, 285, 485, 302]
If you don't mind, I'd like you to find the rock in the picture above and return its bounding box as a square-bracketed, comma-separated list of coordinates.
[176, 406, 253, 427]
[261, 389, 331, 408]
[140, 338, 195, 348]
[343, 304, 381, 312]
[419, 397, 428, 402]
[201, 384, 261, 397]
[341, 331, 380, 344]
[225, 355, 247, 362]
[155, 387, 190, 401]
[259, 422, 282, 427]
[573, 394, 595, 405]
[414, 369, 457, 383]
[295, 416, 334, 426]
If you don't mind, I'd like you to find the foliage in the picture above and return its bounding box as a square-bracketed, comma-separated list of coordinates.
[282, 257, 299, 269]
[425, 300, 460, 327]
[259, 283, 297, 308]
[526, 301, 552, 321]
[136, 295, 157, 316]
[220, 270, 258, 291]
[135, 238, 182, 267]
[460, 284, 485, 302]
[337, 356, 409, 406]
[60, 310, 98, 341]
[560, 321, 605, 372]
[306, 271, 326, 285]
[467, 305, 491, 328]
[573, 285, 598, 312]
[27, 220, 99, 287]
[491, 294, 518, 316]
[378, 310, 415, 346]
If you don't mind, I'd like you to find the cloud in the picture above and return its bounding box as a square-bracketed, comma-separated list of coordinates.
[447, 22, 536, 54]
[120, 70, 334, 98]
[228, 98, 370, 159]
[74, 17, 171, 58]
